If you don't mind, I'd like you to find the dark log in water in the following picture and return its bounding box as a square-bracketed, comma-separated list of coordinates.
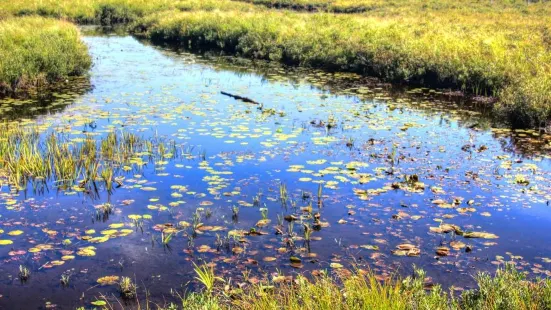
[220, 91, 261, 105]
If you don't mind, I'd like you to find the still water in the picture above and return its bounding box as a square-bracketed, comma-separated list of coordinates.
[1, 32, 551, 309]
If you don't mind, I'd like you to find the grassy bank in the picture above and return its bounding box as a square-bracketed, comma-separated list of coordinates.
[96, 264, 551, 309]
[1, 0, 172, 24]
[0, 17, 91, 96]
[233, 0, 551, 14]
[0, 0, 255, 25]
[130, 5, 551, 127]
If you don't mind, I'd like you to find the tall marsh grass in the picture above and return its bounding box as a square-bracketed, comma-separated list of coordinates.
[0, 17, 91, 96]
[99, 264, 551, 309]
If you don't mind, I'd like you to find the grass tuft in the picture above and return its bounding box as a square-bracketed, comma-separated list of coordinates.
[0, 16, 91, 96]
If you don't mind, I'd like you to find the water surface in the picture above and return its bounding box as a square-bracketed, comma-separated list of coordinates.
[1, 33, 551, 309]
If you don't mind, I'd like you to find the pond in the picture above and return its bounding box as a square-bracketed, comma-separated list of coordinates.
[1, 31, 551, 309]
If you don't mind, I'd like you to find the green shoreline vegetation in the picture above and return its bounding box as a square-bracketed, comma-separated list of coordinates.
[0, 17, 91, 96]
[90, 263, 551, 310]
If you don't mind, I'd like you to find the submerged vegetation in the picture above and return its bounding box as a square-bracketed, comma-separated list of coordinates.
[0, 16, 91, 96]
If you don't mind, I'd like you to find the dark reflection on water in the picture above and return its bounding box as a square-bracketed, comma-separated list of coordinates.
[0, 77, 92, 121]
[0, 30, 551, 309]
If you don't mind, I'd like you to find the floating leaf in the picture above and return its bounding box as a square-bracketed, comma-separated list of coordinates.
[450, 241, 466, 250]
[436, 247, 450, 256]
[360, 245, 380, 251]
[101, 229, 118, 236]
[8, 230, 23, 236]
[77, 246, 96, 256]
[97, 276, 120, 285]
[463, 232, 498, 239]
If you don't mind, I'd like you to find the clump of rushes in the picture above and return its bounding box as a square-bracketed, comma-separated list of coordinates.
[193, 262, 222, 294]
[118, 276, 137, 299]
[0, 123, 174, 195]
[60, 273, 71, 287]
[19, 265, 30, 282]
[0, 17, 91, 96]
[100, 165, 114, 194]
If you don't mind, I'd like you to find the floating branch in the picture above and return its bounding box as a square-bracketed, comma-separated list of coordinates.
[221, 91, 261, 105]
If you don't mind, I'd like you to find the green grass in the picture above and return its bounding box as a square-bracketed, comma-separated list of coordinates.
[97, 263, 551, 309]
[0, 16, 91, 96]
[0, 0, 256, 24]
[233, 0, 551, 15]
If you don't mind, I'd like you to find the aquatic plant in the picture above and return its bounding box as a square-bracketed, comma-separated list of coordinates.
[232, 205, 240, 222]
[192, 210, 202, 235]
[60, 273, 71, 287]
[279, 182, 288, 203]
[317, 183, 322, 204]
[260, 207, 268, 220]
[118, 276, 137, 299]
[193, 262, 221, 294]
[100, 165, 114, 194]
[18, 265, 30, 281]
[161, 231, 174, 246]
[303, 223, 312, 242]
